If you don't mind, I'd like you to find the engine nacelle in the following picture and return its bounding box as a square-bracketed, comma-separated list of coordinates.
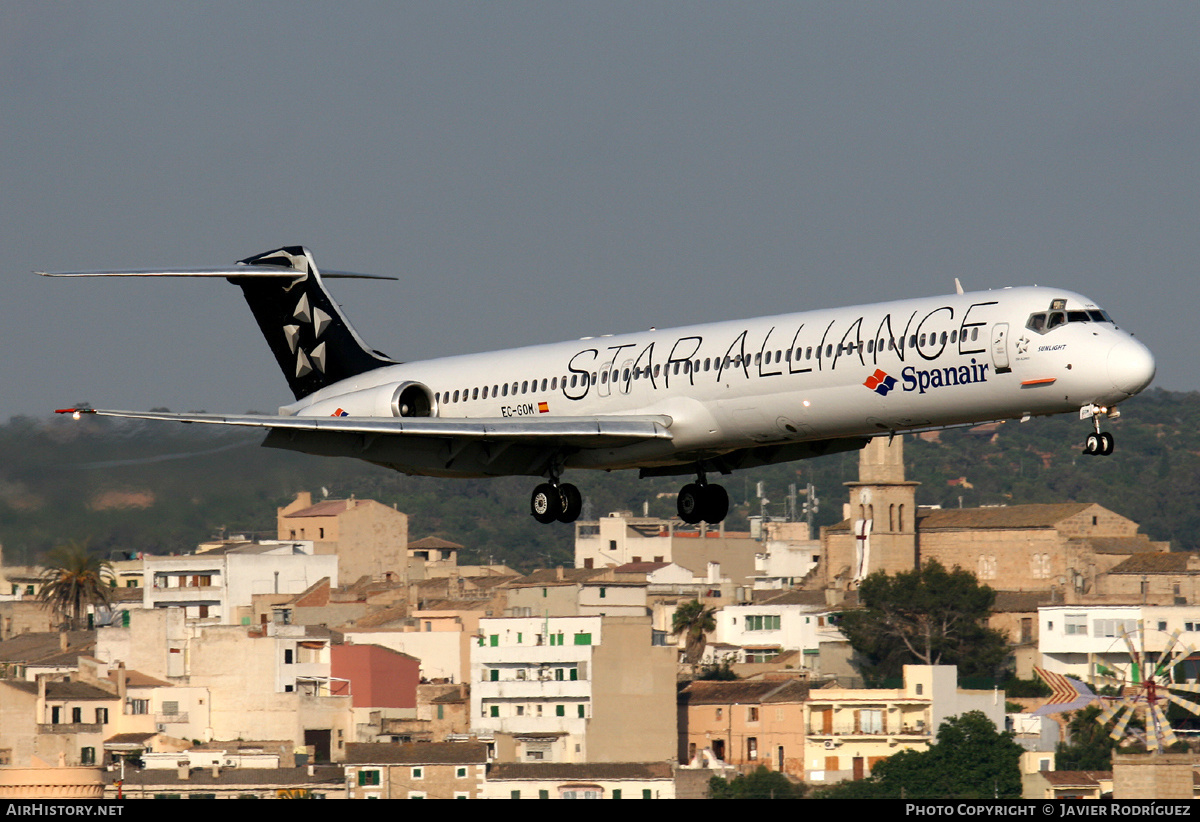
[297, 381, 436, 418]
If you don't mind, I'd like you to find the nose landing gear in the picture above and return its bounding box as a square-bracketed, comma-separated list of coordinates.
[1081, 404, 1116, 456]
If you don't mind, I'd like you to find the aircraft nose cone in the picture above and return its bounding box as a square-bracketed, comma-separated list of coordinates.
[1108, 339, 1156, 396]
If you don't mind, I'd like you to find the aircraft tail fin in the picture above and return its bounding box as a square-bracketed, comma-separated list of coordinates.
[231, 247, 397, 399]
[40, 246, 398, 400]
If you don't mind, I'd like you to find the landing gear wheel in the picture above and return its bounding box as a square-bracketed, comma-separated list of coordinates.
[1099, 431, 1114, 456]
[531, 483, 562, 524]
[557, 483, 583, 523]
[702, 484, 729, 525]
[678, 483, 705, 524]
[1084, 433, 1101, 456]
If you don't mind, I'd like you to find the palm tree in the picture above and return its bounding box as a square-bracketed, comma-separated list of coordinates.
[672, 599, 717, 665]
[37, 540, 115, 630]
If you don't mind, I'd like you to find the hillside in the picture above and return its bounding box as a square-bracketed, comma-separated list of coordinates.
[2, 387, 1196, 569]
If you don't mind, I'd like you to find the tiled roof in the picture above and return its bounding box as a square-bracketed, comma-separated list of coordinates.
[917, 503, 1094, 530]
[4, 679, 115, 700]
[991, 591, 1055, 612]
[109, 766, 345, 787]
[614, 562, 671, 573]
[826, 503, 1099, 533]
[758, 590, 830, 607]
[679, 679, 809, 705]
[1041, 770, 1110, 787]
[1081, 536, 1164, 555]
[1107, 553, 1195, 575]
[0, 631, 95, 663]
[513, 568, 612, 585]
[283, 499, 354, 517]
[345, 742, 488, 765]
[488, 762, 673, 780]
[408, 536, 464, 550]
[350, 604, 410, 629]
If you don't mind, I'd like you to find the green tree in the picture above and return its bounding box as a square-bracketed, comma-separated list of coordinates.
[672, 600, 717, 665]
[1054, 705, 1119, 770]
[813, 711, 1022, 799]
[37, 540, 115, 630]
[837, 560, 1009, 680]
[709, 766, 805, 799]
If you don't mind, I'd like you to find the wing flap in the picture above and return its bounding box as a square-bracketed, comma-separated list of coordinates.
[58, 408, 673, 443]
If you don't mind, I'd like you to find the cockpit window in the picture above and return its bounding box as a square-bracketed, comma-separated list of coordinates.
[1026, 308, 1114, 335]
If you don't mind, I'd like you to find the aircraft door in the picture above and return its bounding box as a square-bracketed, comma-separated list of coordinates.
[990, 323, 1011, 374]
[617, 359, 635, 395]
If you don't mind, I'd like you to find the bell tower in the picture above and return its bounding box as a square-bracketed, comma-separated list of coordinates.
[842, 436, 920, 581]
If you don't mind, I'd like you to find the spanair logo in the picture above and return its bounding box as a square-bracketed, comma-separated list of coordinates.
[864, 360, 992, 397]
[864, 369, 897, 396]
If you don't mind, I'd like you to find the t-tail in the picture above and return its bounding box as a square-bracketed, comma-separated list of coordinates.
[40, 246, 398, 400]
[232, 247, 396, 399]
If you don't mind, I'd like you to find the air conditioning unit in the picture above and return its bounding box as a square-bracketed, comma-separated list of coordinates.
[823, 740, 839, 750]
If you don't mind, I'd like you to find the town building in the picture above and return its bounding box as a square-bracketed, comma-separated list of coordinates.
[677, 678, 810, 777]
[471, 615, 676, 763]
[343, 741, 488, 799]
[821, 436, 1168, 593]
[482, 761, 676, 799]
[802, 664, 1003, 785]
[143, 540, 337, 623]
[277, 492, 408, 585]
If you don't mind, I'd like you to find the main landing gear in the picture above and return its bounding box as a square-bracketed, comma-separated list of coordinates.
[530, 481, 583, 524]
[677, 472, 729, 525]
[1081, 404, 1115, 457]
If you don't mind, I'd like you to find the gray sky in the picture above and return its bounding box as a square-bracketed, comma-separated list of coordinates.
[4, 3, 1199, 420]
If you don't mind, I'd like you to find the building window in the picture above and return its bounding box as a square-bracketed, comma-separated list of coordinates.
[747, 706, 759, 722]
[642, 789, 652, 799]
[578, 705, 586, 718]
[744, 615, 781, 631]
[1065, 614, 1088, 636]
[490, 706, 500, 718]
[556, 705, 565, 717]
[358, 770, 381, 786]
[80, 747, 95, 766]
[411, 767, 423, 780]
[748, 737, 758, 760]
[456, 767, 467, 778]
[72, 707, 82, 723]
[573, 633, 592, 645]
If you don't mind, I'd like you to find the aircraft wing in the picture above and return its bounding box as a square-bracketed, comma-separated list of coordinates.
[56, 408, 673, 444]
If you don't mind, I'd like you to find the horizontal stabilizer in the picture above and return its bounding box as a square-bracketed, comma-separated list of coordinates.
[56, 408, 674, 443]
[38, 266, 395, 280]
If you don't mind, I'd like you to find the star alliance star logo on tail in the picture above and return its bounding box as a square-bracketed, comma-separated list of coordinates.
[863, 369, 897, 396]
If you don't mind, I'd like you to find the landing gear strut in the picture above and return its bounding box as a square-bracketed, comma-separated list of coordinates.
[677, 470, 729, 525]
[530, 479, 582, 524]
[1081, 404, 1115, 457]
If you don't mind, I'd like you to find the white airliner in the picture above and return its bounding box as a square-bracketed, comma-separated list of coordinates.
[43, 246, 1156, 525]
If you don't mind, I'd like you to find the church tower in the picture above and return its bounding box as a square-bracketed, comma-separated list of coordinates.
[830, 436, 920, 586]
